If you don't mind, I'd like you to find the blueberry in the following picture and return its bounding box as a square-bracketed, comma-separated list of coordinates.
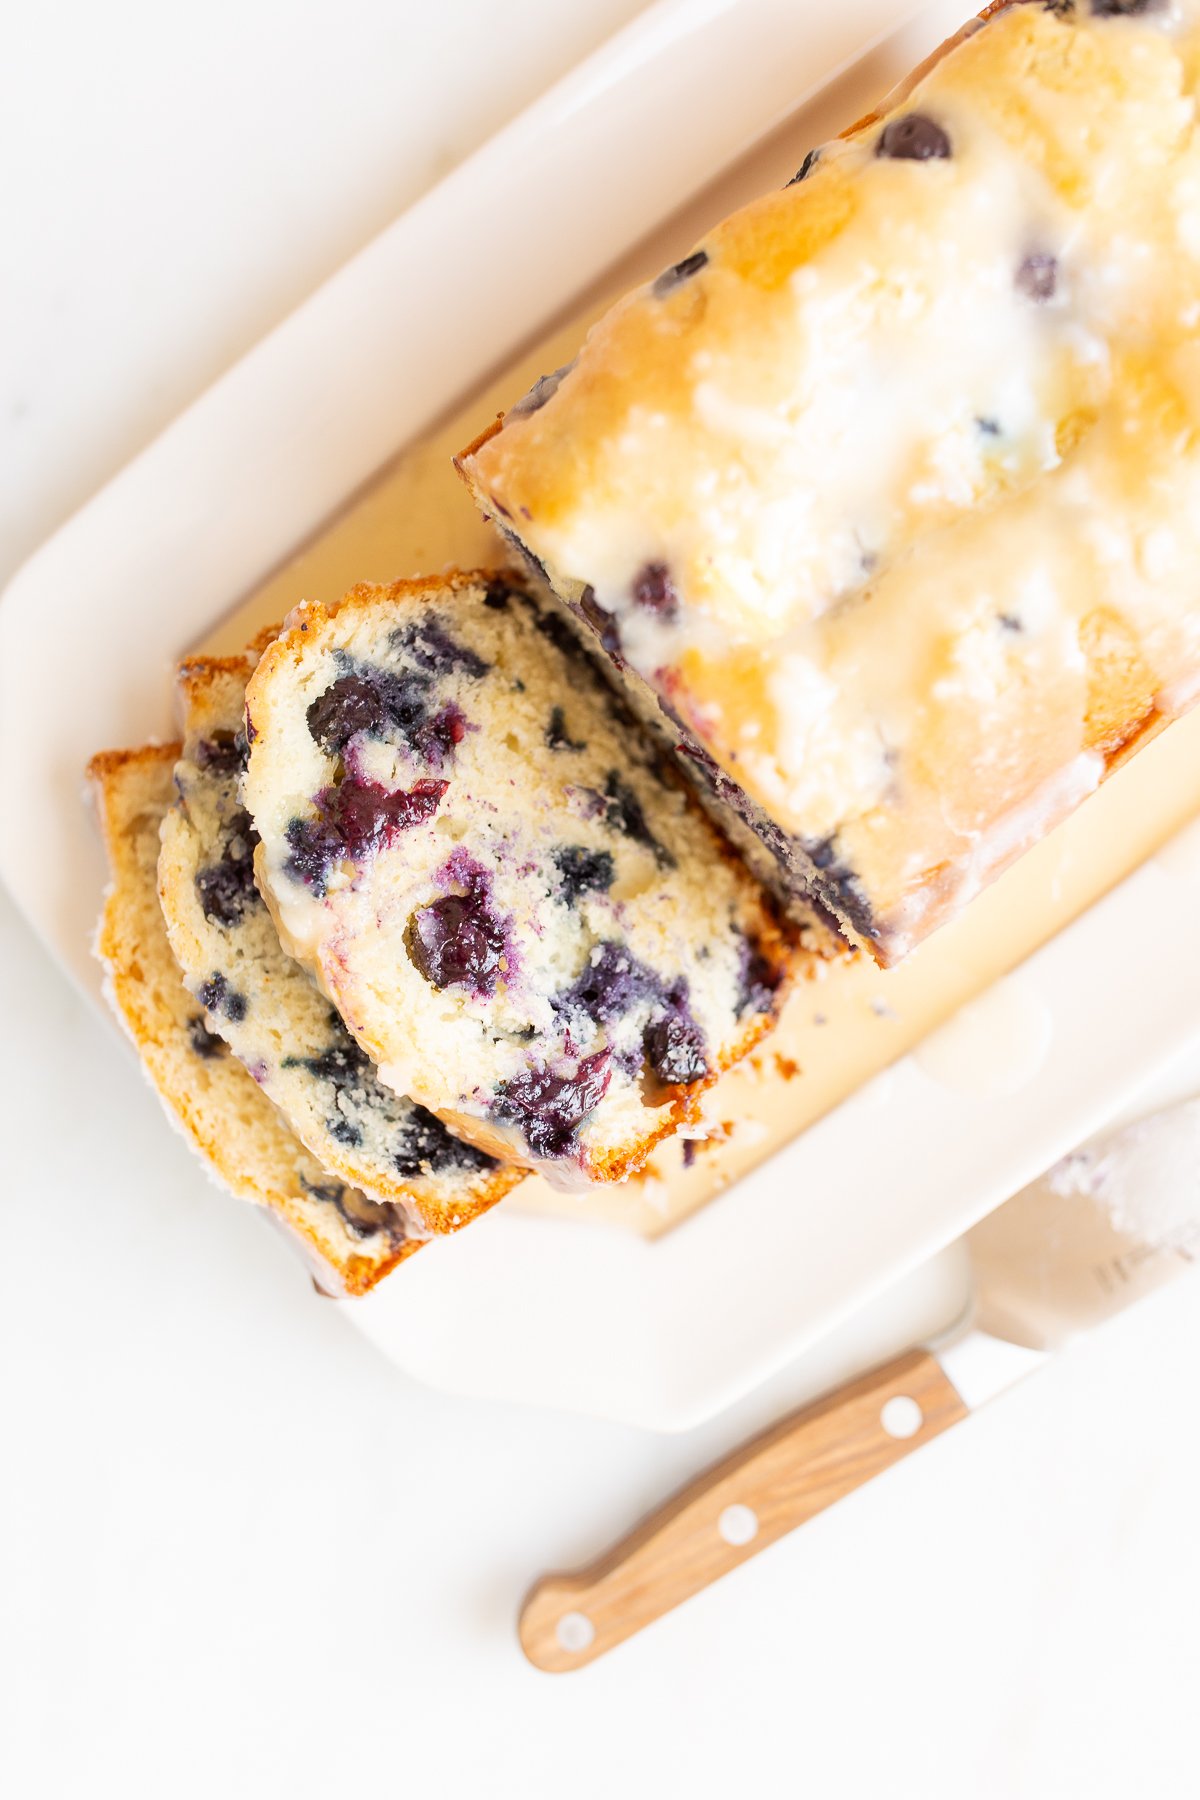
[412, 702, 469, 768]
[299, 1176, 402, 1241]
[531, 605, 583, 661]
[195, 809, 260, 927]
[285, 778, 448, 892]
[198, 972, 247, 1023]
[643, 1013, 707, 1086]
[306, 665, 430, 757]
[492, 1049, 613, 1159]
[558, 940, 660, 1026]
[579, 587, 622, 659]
[876, 115, 951, 161]
[602, 771, 675, 868]
[1015, 253, 1057, 303]
[735, 932, 783, 1018]
[652, 249, 708, 297]
[393, 1103, 495, 1178]
[396, 617, 489, 680]
[553, 846, 616, 905]
[786, 148, 820, 188]
[327, 1115, 364, 1147]
[408, 888, 507, 993]
[188, 1015, 225, 1060]
[806, 835, 880, 942]
[194, 730, 246, 775]
[283, 1040, 370, 1087]
[483, 580, 514, 610]
[682, 1138, 698, 1169]
[545, 706, 587, 752]
[1091, 1, 1161, 13]
[976, 416, 1001, 437]
[631, 562, 678, 622]
[509, 363, 572, 419]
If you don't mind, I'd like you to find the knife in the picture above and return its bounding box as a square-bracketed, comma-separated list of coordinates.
[519, 1095, 1200, 1671]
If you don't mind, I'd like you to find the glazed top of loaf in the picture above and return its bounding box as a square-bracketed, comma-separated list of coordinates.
[459, 0, 1200, 961]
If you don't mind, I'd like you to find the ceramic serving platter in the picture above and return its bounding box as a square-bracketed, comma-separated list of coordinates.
[6, 0, 1200, 1429]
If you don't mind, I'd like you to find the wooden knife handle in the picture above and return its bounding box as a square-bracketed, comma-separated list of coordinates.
[519, 1347, 966, 1671]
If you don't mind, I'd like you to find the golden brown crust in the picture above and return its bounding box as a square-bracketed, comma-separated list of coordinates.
[88, 742, 420, 1296]
[162, 648, 525, 1234]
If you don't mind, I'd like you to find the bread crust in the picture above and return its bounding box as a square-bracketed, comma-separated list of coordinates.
[158, 645, 526, 1234]
[88, 743, 420, 1296]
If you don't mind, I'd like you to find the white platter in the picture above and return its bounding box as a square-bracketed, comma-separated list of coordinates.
[6, 0, 1200, 1429]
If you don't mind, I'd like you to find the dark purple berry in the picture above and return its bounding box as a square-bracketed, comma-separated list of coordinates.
[1091, 1, 1161, 14]
[327, 1116, 364, 1147]
[492, 1050, 613, 1160]
[736, 932, 783, 1018]
[580, 587, 622, 659]
[393, 1103, 495, 1178]
[530, 605, 581, 662]
[194, 730, 246, 775]
[1015, 253, 1057, 303]
[603, 771, 674, 868]
[188, 1015, 225, 1060]
[408, 889, 507, 993]
[558, 940, 660, 1025]
[876, 115, 951, 161]
[643, 1013, 707, 1086]
[553, 846, 615, 905]
[412, 702, 468, 768]
[306, 665, 429, 757]
[283, 1040, 370, 1087]
[509, 363, 572, 419]
[299, 1176, 402, 1241]
[285, 778, 448, 893]
[786, 148, 820, 187]
[545, 706, 587, 752]
[483, 580, 514, 610]
[631, 562, 678, 622]
[653, 249, 708, 297]
[396, 616, 489, 679]
[195, 810, 260, 926]
[198, 972, 248, 1023]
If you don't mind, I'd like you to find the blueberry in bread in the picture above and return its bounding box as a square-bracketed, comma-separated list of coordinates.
[457, 0, 1200, 965]
[88, 744, 419, 1297]
[242, 571, 800, 1186]
[157, 647, 524, 1235]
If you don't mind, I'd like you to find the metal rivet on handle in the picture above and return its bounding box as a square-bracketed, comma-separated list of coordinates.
[880, 1395, 924, 1439]
[555, 1611, 596, 1653]
[718, 1503, 759, 1546]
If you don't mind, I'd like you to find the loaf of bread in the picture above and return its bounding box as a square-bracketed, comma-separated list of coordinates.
[457, 0, 1200, 965]
[242, 571, 799, 1186]
[157, 648, 524, 1233]
[88, 744, 419, 1297]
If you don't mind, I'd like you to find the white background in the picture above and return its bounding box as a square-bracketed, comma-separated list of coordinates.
[4, 3, 1200, 1795]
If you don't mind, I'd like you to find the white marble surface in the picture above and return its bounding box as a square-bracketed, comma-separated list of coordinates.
[4, 4, 1200, 1795]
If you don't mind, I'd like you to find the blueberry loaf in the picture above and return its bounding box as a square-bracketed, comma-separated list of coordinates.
[457, 0, 1200, 966]
[88, 744, 419, 1297]
[157, 649, 523, 1235]
[242, 571, 798, 1186]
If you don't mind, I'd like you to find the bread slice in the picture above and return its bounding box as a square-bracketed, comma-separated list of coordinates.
[456, 0, 1200, 965]
[157, 649, 524, 1234]
[243, 570, 801, 1187]
[88, 743, 419, 1296]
